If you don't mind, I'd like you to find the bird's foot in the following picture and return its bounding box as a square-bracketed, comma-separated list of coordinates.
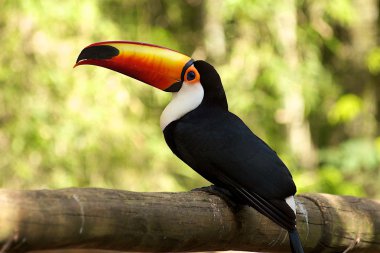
[191, 185, 241, 210]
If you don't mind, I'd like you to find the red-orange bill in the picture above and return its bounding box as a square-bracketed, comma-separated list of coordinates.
[75, 41, 193, 91]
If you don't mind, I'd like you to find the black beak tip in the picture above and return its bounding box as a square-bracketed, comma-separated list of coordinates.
[76, 45, 120, 64]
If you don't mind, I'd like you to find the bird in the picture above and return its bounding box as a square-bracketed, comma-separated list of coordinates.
[75, 41, 304, 253]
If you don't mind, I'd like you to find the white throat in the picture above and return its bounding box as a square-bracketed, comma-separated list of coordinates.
[160, 82, 204, 130]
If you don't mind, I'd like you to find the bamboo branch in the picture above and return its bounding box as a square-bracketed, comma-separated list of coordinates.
[0, 188, 379, 252]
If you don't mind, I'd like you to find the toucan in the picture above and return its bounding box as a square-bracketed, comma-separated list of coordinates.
[75, 41, 304, 253]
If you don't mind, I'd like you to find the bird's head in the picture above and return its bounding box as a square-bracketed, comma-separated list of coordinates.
[75, 41, 227, 109]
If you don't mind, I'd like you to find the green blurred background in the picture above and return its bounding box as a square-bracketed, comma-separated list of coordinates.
[1, 0, 379, 198]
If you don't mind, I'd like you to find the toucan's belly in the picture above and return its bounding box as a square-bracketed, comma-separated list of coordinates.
[164, 107, 297, 201]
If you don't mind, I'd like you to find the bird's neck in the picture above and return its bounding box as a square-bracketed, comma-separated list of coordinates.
[160, 82, 204, 130]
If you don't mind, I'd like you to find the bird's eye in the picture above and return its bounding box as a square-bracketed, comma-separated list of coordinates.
[184, 66, 199, 84]
[187, 71, 196, 81]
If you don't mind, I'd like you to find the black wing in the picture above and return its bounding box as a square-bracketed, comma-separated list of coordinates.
[164, 107, 297, 230]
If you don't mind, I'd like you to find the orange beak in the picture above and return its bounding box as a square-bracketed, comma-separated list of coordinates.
[75, 41, 193, 92]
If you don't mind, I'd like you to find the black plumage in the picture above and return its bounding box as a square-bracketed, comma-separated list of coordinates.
[165, 106, 297, 226]
[164, 61, 303, 252]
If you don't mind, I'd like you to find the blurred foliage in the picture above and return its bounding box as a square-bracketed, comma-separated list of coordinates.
[0, 0, 379, 198]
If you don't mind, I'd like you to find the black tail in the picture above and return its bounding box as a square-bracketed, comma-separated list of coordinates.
[289, 229, 304, 253]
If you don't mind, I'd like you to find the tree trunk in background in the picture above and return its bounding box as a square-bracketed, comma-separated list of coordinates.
[203, 0, 226, 63]
[345, 0, 378, 137]
[274, 1, 318, 169]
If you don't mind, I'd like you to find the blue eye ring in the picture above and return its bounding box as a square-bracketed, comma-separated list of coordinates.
[187, 71, 196, 81]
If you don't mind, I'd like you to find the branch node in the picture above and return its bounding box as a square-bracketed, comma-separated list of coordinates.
[72, 194, 85, 234]
[343, 236, 361, 253]
[0, 231, 20, 253]
[296, 199, 310, 240]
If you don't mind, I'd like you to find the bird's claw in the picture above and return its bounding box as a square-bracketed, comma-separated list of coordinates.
[191, 185, 240, 210]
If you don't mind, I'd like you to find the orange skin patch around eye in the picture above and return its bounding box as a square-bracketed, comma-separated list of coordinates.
[184, 66, 200, 84]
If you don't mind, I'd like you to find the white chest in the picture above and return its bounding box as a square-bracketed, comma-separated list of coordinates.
[160, 82, 204, 130]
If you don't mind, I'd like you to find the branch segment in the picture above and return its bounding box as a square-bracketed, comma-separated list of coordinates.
[0, 188, 379, 252]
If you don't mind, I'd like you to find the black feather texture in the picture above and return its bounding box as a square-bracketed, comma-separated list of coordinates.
[163, 60, 304, 253]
